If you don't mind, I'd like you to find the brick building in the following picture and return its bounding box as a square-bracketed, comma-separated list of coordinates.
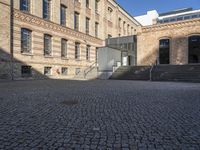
[0, 0, 200, 80]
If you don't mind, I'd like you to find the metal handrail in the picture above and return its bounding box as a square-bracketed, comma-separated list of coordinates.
[150, 59, 158, 81]
[84, 62, 97, 79]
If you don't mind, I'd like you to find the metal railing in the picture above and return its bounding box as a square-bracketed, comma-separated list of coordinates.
[150, 59, 158, 81]
[84, 62, 97, 79]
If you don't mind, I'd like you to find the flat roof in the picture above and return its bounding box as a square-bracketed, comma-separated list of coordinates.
[159, 8, 193, 16]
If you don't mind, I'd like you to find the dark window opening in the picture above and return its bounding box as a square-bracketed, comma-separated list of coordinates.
[44, 67, 52, 75]
[43, 0, 51, 20]
[21, 28, 32, 53]
[61, 39, 67, 57]
[21, 66, 32, 77]
[20, 0, 30, 12]
[61, 67, 68, 75]
[189, 36, 200, 64]
[44, 34, 52, 56]
[60, 5, 66, 26]
[159, 39, 170, 64]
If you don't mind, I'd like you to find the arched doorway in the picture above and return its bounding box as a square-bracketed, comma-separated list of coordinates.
[188, 36, 200, 64]
[159, 39, 170, 64]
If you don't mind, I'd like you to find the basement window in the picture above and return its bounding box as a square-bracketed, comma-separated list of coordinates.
[21, 66, 32, 77]
[44, 67, 52, 75]
[61, 67, 68, 75]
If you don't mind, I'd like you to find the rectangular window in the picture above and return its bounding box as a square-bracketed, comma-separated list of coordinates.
[86, 45, 90, 61]
[61, 67, 68, 75]
[86, 0, 89, 8]
[192, 15, 198, 19]
[177, 17, 183, 21]
[60, 5, 66, 26]
[20, 0, 30, 12]
[43, 0, 51, 20]
[75, 68, 81, 75]
[44, 67, 52, 75]
[75, 42, 80, 60]
[95, 0, 99, 13]
[95, 22, 98, 38]
[86, 17, 90, 35]
[74, 12, 79, 31]
[21, 28, 32, 53]
[118, 18, 121, 28]
[21, 66, 32, 77]
[61, 39, 67, 57]
[184, 16, 190, 20]
[44, 34, 52, 56]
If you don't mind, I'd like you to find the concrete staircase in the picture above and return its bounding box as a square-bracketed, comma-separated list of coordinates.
[152, 65, 200, 82]
[110, 65, 200, 82]
[110, 66, 151, 80]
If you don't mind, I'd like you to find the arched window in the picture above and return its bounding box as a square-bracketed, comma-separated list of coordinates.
[159, 39, 170, 64]
[188, 35, 200, 64]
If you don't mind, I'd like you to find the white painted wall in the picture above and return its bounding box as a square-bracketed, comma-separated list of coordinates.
[135, 10, 159, 26]
[97, 47, 121, 79]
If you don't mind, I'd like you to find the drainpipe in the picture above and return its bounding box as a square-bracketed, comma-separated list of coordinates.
[10, 0, 14, 80]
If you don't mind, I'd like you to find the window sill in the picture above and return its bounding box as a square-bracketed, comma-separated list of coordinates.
[75, 59, 81, 61]
[61, 57, 69, 60]
[44, 55, 53, 58]
[21, 52, 33, 56]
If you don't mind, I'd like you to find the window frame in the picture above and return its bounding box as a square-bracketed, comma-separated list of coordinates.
[61, 67, 68, 75]
[44, 34, 52, 56]
[61, 38, 68, 58]
[21, 28, 32, 53]
[74, 12, 79, 31]
[44, 67, 52, 75]
[60, 4, 67, 26]
[21, 65, 32, 77]
[86, 17, 90, 35]
[86, 45, 90, 61]
[43, 0, 51, 20]
[20, 0, 30, 12]
[75, 42, 80, 60]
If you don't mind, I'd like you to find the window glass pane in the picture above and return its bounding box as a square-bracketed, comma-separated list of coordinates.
[21, 28, 31, 53]
[60, 5, 66, 26]
[44, 34, 52, 55]
[43, 0, 51, 20]
[20, 0, 30, 12]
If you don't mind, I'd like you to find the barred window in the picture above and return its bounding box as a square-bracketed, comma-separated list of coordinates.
[86, 45, 90, 61]
[60, 5, 66, 26]
[21, 66, 32, 77]
[43, 0, 51, 20]
[21, 28, 32, 53]
[44, 34, 52, 56]
[44, 67, 52, 75]
[86, 17, 90, 35]
[61, 39, 67, 57]
[74, 12, 79, 31]
[20, 0, 30, 12]
[61, 67, 68, 75]
[75, 42, 80, 60]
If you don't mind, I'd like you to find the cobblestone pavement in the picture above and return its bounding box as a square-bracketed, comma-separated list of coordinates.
[0, 80, 200, 150]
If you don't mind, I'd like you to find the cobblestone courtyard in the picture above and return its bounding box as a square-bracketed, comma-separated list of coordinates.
[0, 80, 200, 150]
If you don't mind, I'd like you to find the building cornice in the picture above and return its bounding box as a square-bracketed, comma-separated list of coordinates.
[142, 18, 200, 33]
[14, 10, 103, 45]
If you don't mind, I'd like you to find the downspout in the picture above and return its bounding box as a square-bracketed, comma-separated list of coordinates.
[10, 0, 14, 80]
